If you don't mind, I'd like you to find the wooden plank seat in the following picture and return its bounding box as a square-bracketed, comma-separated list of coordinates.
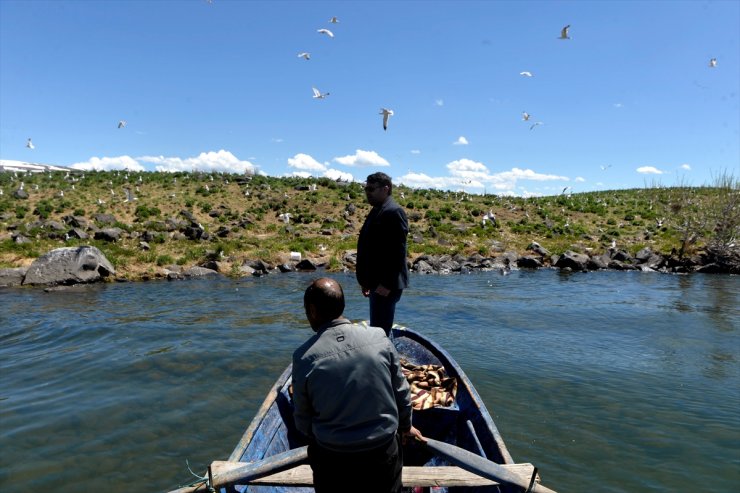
[210, 461, 539, 488]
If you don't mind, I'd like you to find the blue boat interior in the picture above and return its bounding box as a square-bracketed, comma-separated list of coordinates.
[232, 327, 511, 493]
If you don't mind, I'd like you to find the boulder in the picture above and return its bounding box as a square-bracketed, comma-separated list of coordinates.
[295, 259, 317, 271]
[527, 241, 550, 257]
[555, 251, 590, 272]
[94, 228, 123, 242]
[517, 256, 543, 269]
[182, 266, 220, 277]
[22, 246, 115, 286]
[63, 215, 90, 229]
[13, 189, 29, 199]
[93, 213, 117, 225]
[0, 267, 27, 287]
[587, 253, 611, 270]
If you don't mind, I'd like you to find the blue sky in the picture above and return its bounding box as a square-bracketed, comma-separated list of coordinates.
[1, 0, 738, 196]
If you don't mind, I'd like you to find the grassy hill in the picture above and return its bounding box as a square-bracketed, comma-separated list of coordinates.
[0, 170, 737, 280]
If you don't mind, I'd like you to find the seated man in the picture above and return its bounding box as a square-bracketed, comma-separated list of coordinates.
[292, 277, 424, 493]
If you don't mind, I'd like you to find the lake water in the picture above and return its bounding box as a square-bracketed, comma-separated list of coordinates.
[1, 270, 738, 492]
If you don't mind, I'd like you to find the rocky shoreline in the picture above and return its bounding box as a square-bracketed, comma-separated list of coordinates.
[1, 240, 737, 290]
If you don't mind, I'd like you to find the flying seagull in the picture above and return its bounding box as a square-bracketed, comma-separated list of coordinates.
[329, 16, 339, 24]
[519, 71, 533, 77]
[530, 121, 544, 130]
[312, 87, 330, 99]
[380, 108, 394, 131]
[297, 52, 311, 60]
[118, 120, 127, 128]
[709, 57, 717, 68]
[26, 138, 34, 149]
[317, 28, 334, 38]
[559, 25, 571, 40]
[522, 111, 530, 121]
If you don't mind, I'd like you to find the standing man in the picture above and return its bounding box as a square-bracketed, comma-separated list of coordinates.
[356, 172, 409, 334]
[292, 278, 424, 493]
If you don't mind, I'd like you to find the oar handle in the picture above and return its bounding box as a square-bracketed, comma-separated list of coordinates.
[424, 438, 558, 493]
[167, 446, 309, 493]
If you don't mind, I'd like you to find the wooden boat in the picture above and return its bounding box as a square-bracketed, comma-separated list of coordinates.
[171, 326, 556, 493]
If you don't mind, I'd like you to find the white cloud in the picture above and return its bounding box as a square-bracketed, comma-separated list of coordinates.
[636, 166, 664, 175]
[324, 168, 354, 182]
[575, 176, 586, 182]
[435, 99, 444, 107]
[680, 163, 692, 170]
[410, 149, 421, 155]
[333, 149, 390, 167]
[400, 162, 569, 194]
[138, 150, 256, 174]
[453, 136, 469, 145]
[288, 153, 326, 171]
[397, 172, 450, 189]
[70, 156, 145, 171]
[288, 171, 313, 178]
[447, 159, 489, 179]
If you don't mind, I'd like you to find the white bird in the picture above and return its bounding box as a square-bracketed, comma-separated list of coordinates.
[0, 189, 3, 196]
[278, 212, 292, 224]
[530, 121, 544, 130]
[312, 87, 330, 99]
[380, 108, 394, 131]
[124, 188, 137, 202]
[610, 239, 617, 249]
[600, 164, 612, 170]
[97, 198, 105, 205]
[519, 71, 533, 77]
[482, 209, 497, 227]
[559, 24, 571, 40]
[329, 16, 339, 24]
[118, 120, 127, 128]
[522, 111, 530, 121]
[297, 52, 311, 60]
[26, 138, 34, 149]
[709, 57, 717, 68]
[59, 190, 64, 197]
[317, 28, 334, 38]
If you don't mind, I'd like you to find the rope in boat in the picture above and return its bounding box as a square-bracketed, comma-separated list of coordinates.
[173, 459, 213, 492]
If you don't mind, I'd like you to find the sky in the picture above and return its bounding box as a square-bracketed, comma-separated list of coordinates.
[0, 0, 738, 196]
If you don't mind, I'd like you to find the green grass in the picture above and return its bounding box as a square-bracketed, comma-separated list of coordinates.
[0, 170, 737, 278]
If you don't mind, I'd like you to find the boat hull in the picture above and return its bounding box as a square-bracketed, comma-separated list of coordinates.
[226, 326, 518, 492]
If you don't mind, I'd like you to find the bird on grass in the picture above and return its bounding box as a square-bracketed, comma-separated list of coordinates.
[559, 25, 571, 40]
[380, 108, 394, 130]
[317, 28, 334, 38]
[312, 87, 330, 99]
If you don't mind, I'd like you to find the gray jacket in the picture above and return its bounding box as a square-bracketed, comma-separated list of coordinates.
[292, 319, 412, 452]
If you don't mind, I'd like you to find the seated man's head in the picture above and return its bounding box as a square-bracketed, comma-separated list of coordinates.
[304, 277, 345, 330]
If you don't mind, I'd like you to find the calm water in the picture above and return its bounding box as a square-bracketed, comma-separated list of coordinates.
[1, 270, 738, 492]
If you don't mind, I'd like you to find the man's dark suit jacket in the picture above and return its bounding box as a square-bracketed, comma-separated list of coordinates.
[357, 196, 409, 291]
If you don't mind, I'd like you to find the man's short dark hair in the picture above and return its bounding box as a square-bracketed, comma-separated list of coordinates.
[366, 172, 393, 194]
[304, 278, 345, 320]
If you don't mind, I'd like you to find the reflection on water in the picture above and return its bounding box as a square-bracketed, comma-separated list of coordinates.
[0, 271, 738, 493]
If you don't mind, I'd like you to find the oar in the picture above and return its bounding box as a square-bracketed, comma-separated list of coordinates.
[168, 446, 308, 493]
[424, 438, 558, 493]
